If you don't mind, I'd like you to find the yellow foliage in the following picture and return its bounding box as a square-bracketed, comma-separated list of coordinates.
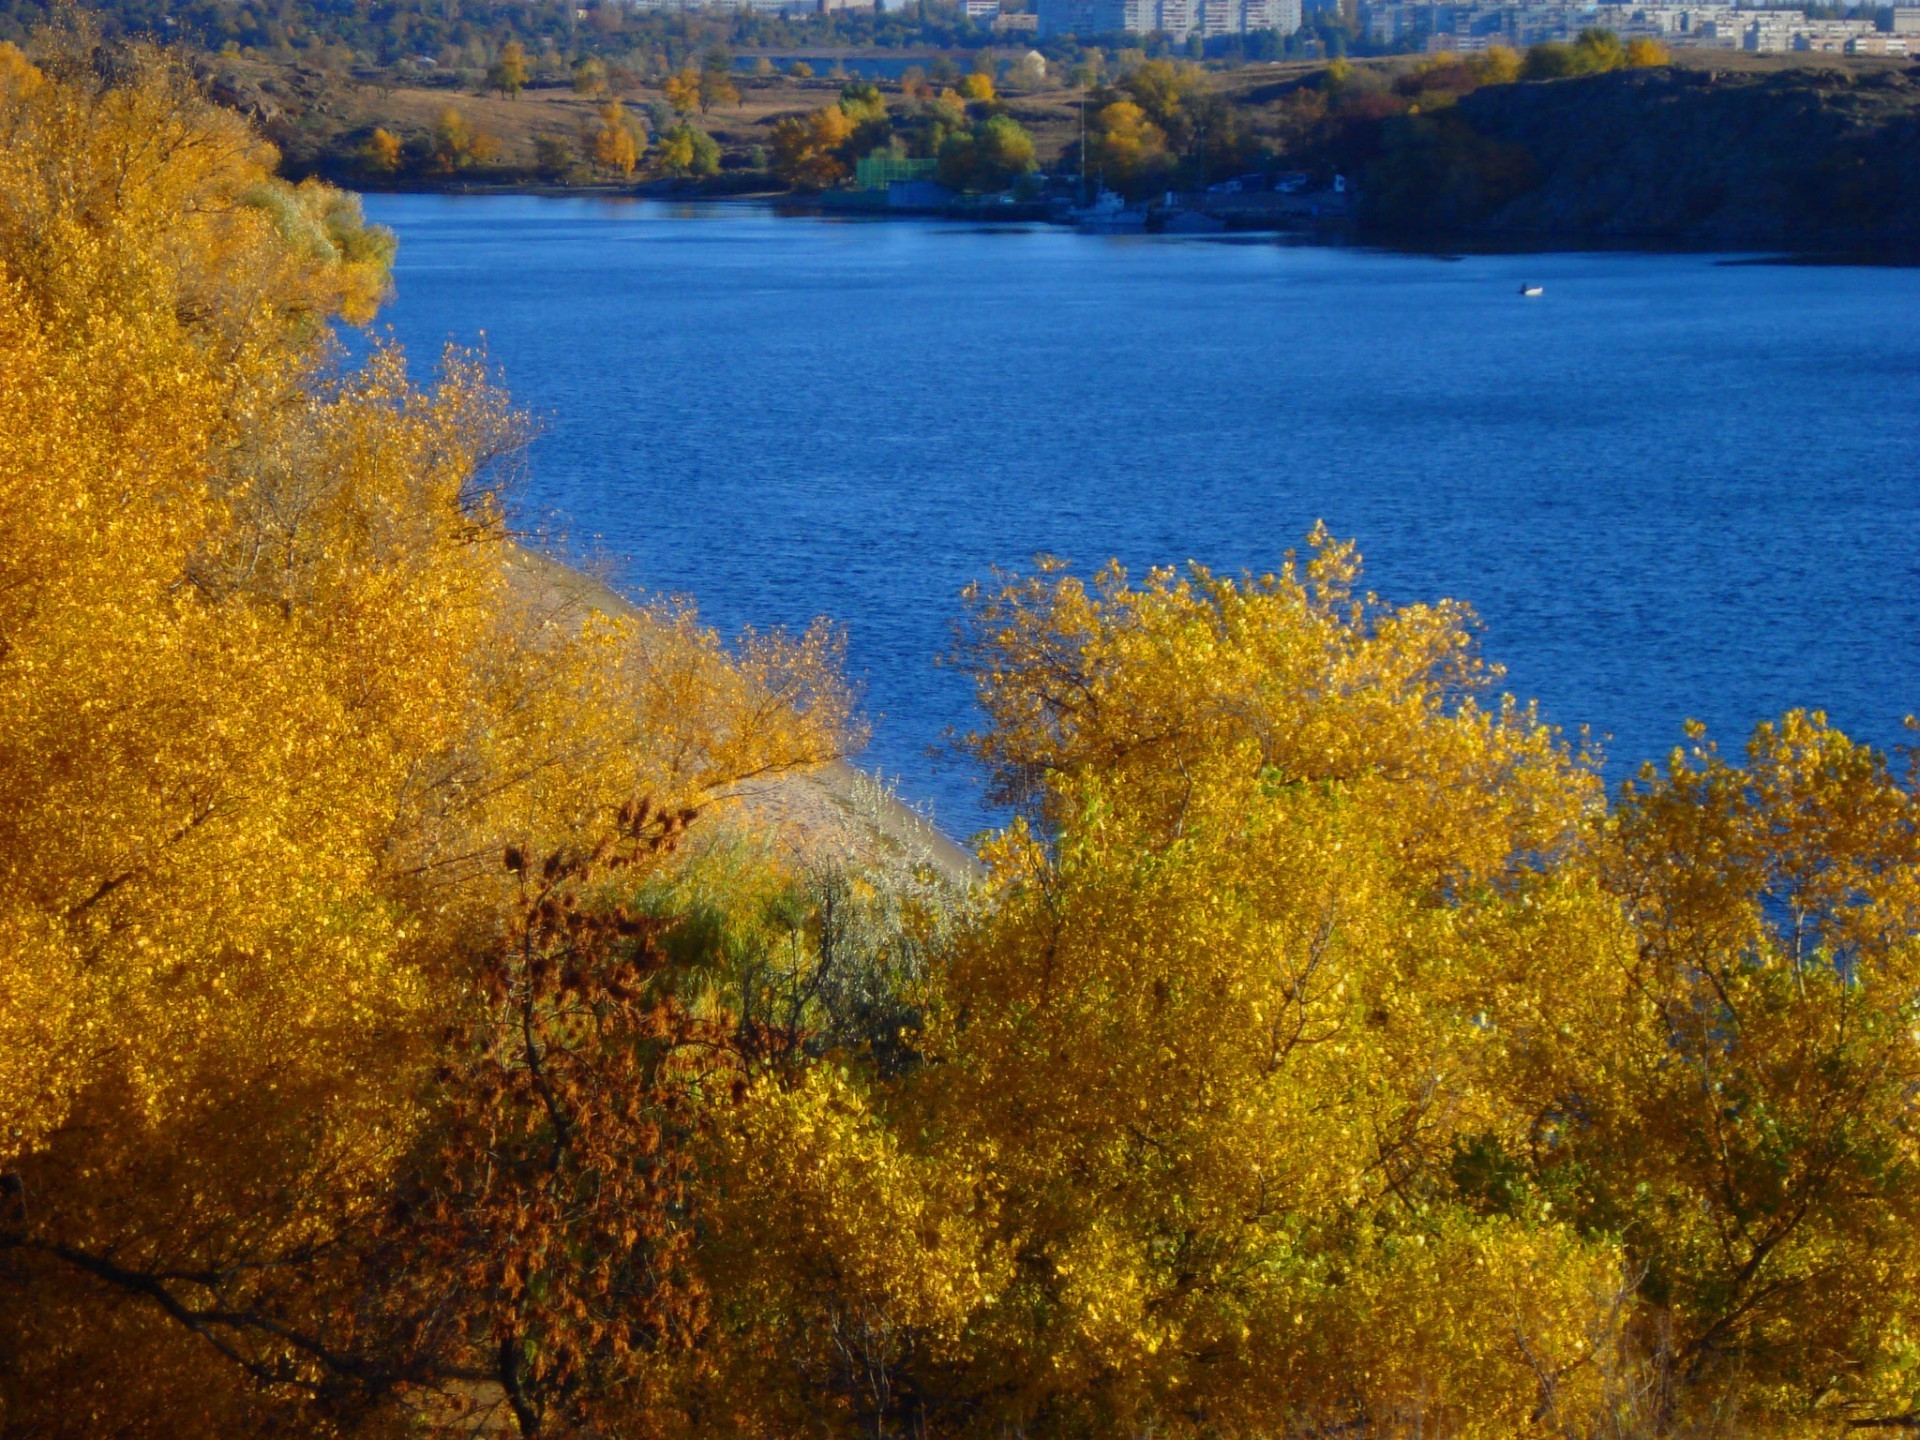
[770, 103, 856, 189]
[1474, 43, 1523, 84]
[1273, 1216, 1631, 1440]
[0, 40, 853, 1434]
[954, 531, 1598, 874]
[1087, 98, 1169, 188]
[7, 29, 1919, 1440]
[362, 124, 403, 172]
[689, 1069, 1010, 1435]
[593, 99, 641, 176]
[430, 106, 499, 171]
[488, 37, 529, 96]
[0, 38, 43, 100]
[700, 65, 741, 112]
[0, 46, 390, 331]
[1626, 35, 1671, 67]
[663, 66, 702, 113]
[674, 536, 1616, 1437]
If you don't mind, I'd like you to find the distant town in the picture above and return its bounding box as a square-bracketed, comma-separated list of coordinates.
[1358, 0, 1915, 55]
[614, 0, 1915, 56]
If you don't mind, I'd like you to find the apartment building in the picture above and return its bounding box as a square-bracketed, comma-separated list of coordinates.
[1038, 0, 1298, 36]
[628, 0, 817, 12]
[1036, 0, 1125, 33]
[1360, 1, 1889, 53]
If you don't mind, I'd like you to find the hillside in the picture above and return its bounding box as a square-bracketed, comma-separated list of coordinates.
[192, 52, 1087, 188]
[205, 43, 1920, 251]
[1362, 61, 1920, 245]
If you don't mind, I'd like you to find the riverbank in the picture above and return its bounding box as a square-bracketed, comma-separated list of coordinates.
[503, 547, 983, 887]
[209, 47, 1920, 255]
[352, 179, 1920, 264]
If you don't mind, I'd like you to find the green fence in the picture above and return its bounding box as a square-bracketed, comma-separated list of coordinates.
[853, 154, 939, 190]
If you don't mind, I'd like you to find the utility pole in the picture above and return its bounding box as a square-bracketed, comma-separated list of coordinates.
[1078, 80, 1088, 202]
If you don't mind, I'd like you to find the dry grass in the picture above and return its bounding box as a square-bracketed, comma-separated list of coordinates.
[223, 55, 1088, 175]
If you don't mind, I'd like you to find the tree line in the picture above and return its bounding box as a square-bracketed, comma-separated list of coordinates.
[0, 0, 1019, 67]
[770, 71, 1041, 194]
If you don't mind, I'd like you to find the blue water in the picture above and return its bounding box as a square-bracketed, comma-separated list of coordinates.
[363, 195, 1920, 836]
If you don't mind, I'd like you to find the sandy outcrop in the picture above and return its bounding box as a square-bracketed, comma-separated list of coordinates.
[503, 546, 982, 886]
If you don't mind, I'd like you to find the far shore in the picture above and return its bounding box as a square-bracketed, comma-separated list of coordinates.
[354, 183, 1920, 264]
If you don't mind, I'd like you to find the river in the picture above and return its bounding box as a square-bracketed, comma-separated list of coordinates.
[364, 194, 1920, 835]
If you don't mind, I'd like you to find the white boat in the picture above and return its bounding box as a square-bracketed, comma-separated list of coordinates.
[1520, 284, 1544, 297]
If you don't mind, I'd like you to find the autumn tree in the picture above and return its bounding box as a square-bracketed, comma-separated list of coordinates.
[1006, 51, 1048, 89]
[0, 36, 38, 97]
[1572, 25, 1629, 70]
[1475, 42, 1523, 83]
[369, 803, 724, 1437]
[1117, 57, 1209, 143]
[838, 80, 887, 127]
[650, 121, 716, 177]
[432, 104, 474, 170]
[698, 58, 740, 112]
[662, 65, 702, 113]
[535, 131, 579, 180]
[1486, 714, 1920, 1430]
[0, 36, 852, 1437]
[1625, 35, 1671, 66]
[360, 124, 403, 173]
[770, 103, 856, 189]
[692, 537, 1622, 1439]
[591, 99, 643, 177]
[11, 25, 1920, 1440]
[1524, 27, 1629, 78]
[1084, 98, 1171, 194]
[572, 54, 608, 96]
[936, 114, 1038, 192]
[489, 38, 529, 97]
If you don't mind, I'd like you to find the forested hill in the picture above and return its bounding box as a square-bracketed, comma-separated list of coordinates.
[1361, 63, 1920, 245]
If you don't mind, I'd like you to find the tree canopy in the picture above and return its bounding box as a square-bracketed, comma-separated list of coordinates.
[1, 30, 1915, 1440]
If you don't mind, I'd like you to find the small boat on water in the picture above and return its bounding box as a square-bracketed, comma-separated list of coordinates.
[1520, 284, 1545, 297]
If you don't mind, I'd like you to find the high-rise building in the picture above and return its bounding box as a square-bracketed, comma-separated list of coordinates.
[1242, 0, 1303, 32]
[1038, 0, 1294, 34]
[1035, 0, 1126, 34]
